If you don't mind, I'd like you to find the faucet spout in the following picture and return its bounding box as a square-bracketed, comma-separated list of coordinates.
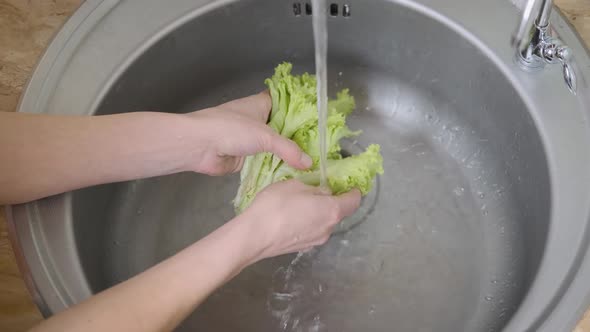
[511, 0, 552, 58]
[511, 0, 540, 51]
[536, 0, 553, 27]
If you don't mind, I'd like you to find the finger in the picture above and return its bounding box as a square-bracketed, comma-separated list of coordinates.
[261, 130, 313, 169]
[228, 156, 245, 174]
[334, 189, 362, 218]
[220, 91, 271, 123]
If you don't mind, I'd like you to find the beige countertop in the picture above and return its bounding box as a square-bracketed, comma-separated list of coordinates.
[0, 0, 589, 331]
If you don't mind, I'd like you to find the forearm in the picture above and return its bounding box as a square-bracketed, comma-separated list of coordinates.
[0, 112, 198, 204]
[30, 215, 262, 332]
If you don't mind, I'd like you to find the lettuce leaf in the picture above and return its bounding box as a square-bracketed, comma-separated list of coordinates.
[234, 62, 384, 213]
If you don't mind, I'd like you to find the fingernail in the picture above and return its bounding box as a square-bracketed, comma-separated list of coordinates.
[301, 153, 313, 168]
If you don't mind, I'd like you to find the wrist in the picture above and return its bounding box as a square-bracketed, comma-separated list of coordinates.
[225, 213, 269, 267]
[166, 113, 212, 172]
[177, 111, 224, 173]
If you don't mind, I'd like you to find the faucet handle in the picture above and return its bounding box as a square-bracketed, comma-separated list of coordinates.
[542, 44, 577, 94]
[562, 61, 577, 94]
[556, 47, 577, 94]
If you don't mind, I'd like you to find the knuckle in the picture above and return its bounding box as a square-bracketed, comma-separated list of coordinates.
[257, 130, 274, 150]
[286, 138, 299, 151]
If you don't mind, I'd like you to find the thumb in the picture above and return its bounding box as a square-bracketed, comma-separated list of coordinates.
[261, 130, 312, 170]
[334, 189, 362, 218]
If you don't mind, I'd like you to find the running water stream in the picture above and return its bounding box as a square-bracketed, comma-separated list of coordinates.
[311, 0, 329, 191]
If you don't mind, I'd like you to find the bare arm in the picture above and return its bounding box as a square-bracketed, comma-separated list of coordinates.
[0, 92, 310, 205]
[0, 111, 197, 204]
[29, 212, 259, 332]
[29, 181, 360, 332]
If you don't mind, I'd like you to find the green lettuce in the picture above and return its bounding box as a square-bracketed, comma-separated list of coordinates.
[234, 62, 384, 213]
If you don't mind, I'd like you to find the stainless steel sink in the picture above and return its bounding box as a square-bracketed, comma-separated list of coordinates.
[7, 0, 590, 331]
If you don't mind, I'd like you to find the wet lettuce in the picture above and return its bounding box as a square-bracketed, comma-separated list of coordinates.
[234, 62, 383, 213]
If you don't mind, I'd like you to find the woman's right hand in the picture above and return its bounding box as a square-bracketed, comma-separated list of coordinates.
[26, 180, 360, 332]
[238, 179, 361, 263]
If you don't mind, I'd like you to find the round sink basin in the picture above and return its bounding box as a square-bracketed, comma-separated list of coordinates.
[7, 0, 590, 331]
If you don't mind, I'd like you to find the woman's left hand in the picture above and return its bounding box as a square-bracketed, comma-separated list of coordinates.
[185, 91, 312, 175]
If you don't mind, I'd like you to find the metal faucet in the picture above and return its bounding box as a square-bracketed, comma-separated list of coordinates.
[511, 0, 577, 94]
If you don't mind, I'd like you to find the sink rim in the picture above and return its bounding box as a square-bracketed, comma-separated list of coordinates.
[6, 0, 590, 331]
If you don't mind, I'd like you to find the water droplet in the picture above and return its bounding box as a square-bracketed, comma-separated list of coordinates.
[369, 305, 376, 315]
[365, 106, 371, 111]
[478, 192, 485, 199]
[136, 209, 143, 215]
[338, 71, 343, 76]
[272, 292, 295, 300]
[340, 239, 350, 246]
[268, 292, 294, 314]
[485, 296, 493, 301]
[425, 114, 433, 121]
[309, 314, 324, 332]
[281, 318, 289, 330]
[491, 279, 499, 284]
[481, 204, 488, 216]
[453, 187, 465, 196]
[371, 260, 385, 274]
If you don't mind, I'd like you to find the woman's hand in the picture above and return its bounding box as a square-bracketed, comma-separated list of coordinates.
[0, 92, 310, 204]
[29, 179, 361, 332]
[186, 91, 312, 175]
[236, 180, 362, 264]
